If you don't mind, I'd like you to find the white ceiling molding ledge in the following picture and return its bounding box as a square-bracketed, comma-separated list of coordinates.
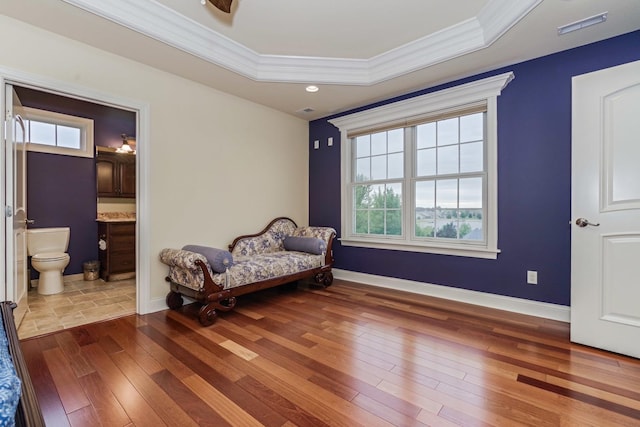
[62, 0, 541, 85]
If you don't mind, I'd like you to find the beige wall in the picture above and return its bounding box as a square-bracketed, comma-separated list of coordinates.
[0, 15, 309, 307]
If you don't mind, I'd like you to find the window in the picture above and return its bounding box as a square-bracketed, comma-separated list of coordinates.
[329, 72, 514, 259]
[21, 107, 94, 158]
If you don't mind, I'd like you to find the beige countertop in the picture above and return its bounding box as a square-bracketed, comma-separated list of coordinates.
[96, 212, 136, 222]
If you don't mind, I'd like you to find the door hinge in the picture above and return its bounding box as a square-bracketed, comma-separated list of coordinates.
[5, 206, 13, 218]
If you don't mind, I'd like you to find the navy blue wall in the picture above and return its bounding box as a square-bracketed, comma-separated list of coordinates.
[309, 31, 640, 306]
[16, 87, 135, 276]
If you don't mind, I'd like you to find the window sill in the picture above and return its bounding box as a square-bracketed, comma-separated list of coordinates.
[339, 237, 500, 259]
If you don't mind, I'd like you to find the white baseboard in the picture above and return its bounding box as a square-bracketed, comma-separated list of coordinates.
[333, 269, 570, 322]
[145, 296, 169, 314]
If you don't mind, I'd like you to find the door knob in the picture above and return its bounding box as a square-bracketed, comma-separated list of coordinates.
[575, 218, 599, 227]
[24, 219, 35, 225]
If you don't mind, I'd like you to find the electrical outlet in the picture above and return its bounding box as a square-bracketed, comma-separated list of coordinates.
[328, 137, 333, 146]
[527, 270, 538, 285]
[313, 140, 319, 149]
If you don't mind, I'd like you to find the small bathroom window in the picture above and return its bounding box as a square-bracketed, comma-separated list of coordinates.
[20, 106, 94, 158]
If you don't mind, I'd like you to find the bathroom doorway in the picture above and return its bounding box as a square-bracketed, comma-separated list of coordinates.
[1, 76, 144, 338]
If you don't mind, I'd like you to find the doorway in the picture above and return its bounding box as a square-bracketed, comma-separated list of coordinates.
[1, 73, 147, 338]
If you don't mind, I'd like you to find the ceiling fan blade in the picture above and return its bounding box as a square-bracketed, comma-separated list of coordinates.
[208, 0, 233, 13]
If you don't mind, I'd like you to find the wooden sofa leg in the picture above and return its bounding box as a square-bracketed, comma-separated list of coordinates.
[198, 303, 218, 326]
[314, 271, 334, 288]
[166, 291, 184, 310]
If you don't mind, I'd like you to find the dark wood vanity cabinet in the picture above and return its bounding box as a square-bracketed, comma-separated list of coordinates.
[98, 221, 136, 281]
[96, 152, 136, 198]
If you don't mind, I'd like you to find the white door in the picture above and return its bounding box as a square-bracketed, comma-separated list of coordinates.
[3, 84, 29, 326]
[571, 60, 640, 359]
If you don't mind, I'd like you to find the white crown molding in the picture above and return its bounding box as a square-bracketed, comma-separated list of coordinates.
[333, 269, 570, 322]
[329, 71, 514, 134]
[61, 0, 541, 85]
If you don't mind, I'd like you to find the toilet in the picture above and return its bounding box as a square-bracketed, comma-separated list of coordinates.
[26, 227, 71, 295]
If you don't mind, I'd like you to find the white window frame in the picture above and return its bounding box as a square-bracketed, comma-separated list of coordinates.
[21, 106, 94, 158]
[329, 72, 514, 259]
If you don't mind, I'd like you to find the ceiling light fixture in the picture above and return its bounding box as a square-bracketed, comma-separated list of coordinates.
[116, 134, 135, 154]
[558, 12, 607, 35]
[306, 85, 319, 93]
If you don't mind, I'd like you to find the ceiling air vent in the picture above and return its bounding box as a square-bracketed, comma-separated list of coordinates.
[297, 107, 315, 114]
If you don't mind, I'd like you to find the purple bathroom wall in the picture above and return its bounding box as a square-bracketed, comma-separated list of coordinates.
[15, 87, 136, 277]
[309, 30, 640, 307]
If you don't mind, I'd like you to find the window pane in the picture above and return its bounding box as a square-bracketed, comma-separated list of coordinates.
[437, 145, 458, 175]
[356, 136, 370, 157]
[386, 183, 402, 209]
[388, 128, 403, 153]
[354, 185, 372, 209]
[369, 210, 384, 234]
[369, 184, 385, 208]
[417, 148, 436, 176]
[436, 179, 458, 209]
[355, 209, 369, 233]
[371, 132, 386, 156]
[415, 181, 435, 210]
[415, 181, 435, 237]
[417, 122, 436, 149]
[459, 177, 482, 209]
[388, 152, 403, 179]
[371, 155, 386, 180]
[386, 210, 402, 235]
[436, 220, 458, 239]
[437, 118, 458, 146]
[460, 141, 483, 173]
[459, 178, 483, 241]
[30, 121, 56, 146]
[356, 158, 370, 181]
[57, 125, 81, 149]
[460, 112, 483, 143]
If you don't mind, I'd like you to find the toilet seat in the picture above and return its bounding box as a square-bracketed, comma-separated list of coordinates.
[32, 252, 69, 262]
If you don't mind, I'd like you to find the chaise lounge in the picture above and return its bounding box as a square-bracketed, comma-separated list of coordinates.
[159, 217, 336, 325]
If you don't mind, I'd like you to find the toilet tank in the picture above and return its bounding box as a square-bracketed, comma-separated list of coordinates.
[26, 227, 70, 255]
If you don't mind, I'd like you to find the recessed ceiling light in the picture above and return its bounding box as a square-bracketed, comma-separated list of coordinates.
[306, 85, 319, 93]
[558, 12, 607, 35]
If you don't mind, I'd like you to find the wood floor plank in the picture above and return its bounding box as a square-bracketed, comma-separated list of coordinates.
[110, 351, 200, 427]
[19, 280, 640, 426]
[150, 369, 230, 427]
[42, 347, 91, 414]
[80, 342, 166, 427]
[77, 372, 131, 427]
[66, 405, 101, 427]
[139, 320, 289, 427]
[235, 374, 331, 427]
[182, 374, 265, 427]
[53, 332, 95, 378]
[20, 339, 71, 427]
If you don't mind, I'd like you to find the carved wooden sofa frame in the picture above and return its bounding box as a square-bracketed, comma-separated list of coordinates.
[160, 217, 335, 326]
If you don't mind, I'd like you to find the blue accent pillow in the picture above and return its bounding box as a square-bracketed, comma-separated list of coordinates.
[182, 245, 234, 273]
[283, 236, 326, 255]
[0, 318, 21, 427]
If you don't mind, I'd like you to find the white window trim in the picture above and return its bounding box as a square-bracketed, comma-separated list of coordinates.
[329, 72, 514, 259]
[21, 106, 94, 158]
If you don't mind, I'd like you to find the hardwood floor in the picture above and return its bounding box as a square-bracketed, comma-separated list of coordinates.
[19, 280, 640, 426]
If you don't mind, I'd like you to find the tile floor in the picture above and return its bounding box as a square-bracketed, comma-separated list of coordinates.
[17, 276, 136, 339]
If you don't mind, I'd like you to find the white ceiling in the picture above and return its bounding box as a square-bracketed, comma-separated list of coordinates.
[1, 0, 639, 120]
